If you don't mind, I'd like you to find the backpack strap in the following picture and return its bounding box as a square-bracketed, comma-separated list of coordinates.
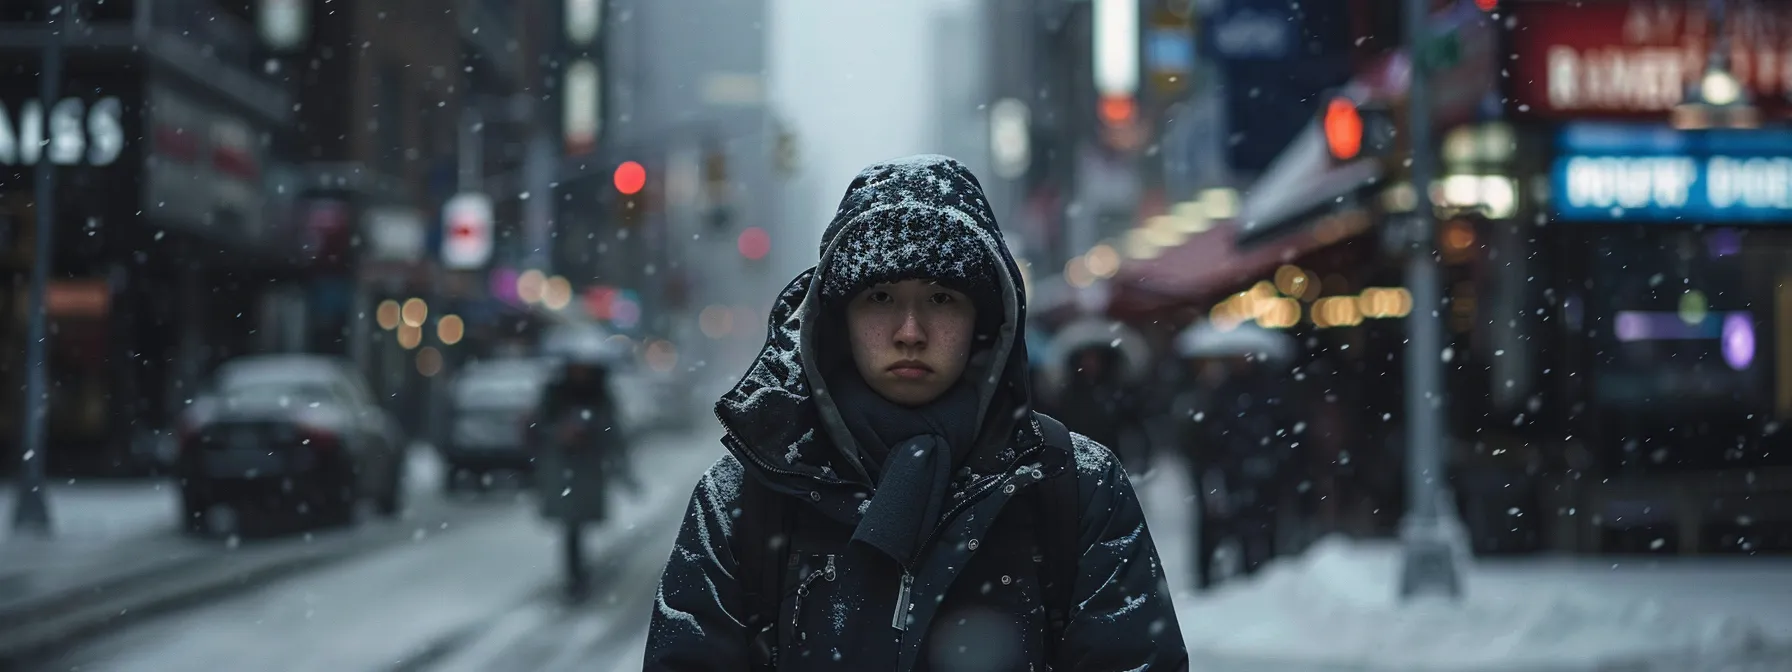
[735, 475, 791, 670]
[1031, 412, 1080, 661]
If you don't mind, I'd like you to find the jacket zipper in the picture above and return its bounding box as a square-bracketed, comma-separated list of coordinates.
[886, 444, 1054, 636]
[891, 571, 914, 630]
[790, 553, 837, 643]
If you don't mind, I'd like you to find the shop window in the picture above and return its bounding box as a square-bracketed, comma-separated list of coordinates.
[1588, 230, 1765, 412]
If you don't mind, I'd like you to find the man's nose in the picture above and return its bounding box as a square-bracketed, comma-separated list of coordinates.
[893, 309, 926, 347]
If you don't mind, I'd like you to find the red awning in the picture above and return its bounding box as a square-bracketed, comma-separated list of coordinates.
[1113, 208, 1373, 314]
[1112, 3, 1496, 315]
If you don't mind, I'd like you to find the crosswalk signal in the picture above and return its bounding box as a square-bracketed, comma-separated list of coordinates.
[1320, 94, 1397, 163]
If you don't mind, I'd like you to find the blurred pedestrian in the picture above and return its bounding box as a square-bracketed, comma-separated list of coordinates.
[533, 344, 633, 599]
[644, 155, 1186, 671]
[1056, 344, 1148, 470]
[1188, 354, 1298, 588]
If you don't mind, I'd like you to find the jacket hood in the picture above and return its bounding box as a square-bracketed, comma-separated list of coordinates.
[715, 155, 1042, 495]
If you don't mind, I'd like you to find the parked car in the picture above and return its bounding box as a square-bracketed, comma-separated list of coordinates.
[442, 357, 551, 490]
[174, 355, 406, 533]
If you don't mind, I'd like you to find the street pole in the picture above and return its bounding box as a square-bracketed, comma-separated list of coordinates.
[13, 0, 70, 537]
[1398, 0, 1463, 600]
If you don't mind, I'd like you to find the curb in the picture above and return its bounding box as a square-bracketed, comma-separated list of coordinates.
[0, 542, 213, 633]
[0, 511, 496, 665]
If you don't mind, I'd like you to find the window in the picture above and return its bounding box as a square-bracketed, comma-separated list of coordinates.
[1588, 229, 1765, 410]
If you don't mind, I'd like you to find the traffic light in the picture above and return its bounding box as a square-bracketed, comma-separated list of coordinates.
[1319, 94, 1397, 162]
[615, 160, 647, 227]
[614, 161, 645, 195]
[737, 226, 770, 261]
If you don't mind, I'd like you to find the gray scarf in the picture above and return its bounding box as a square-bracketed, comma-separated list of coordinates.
[832, 373, 980, 567]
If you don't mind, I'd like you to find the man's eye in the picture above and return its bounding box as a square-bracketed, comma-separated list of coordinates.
[867, 291, 893, 303]
[930, 293, 955, 304]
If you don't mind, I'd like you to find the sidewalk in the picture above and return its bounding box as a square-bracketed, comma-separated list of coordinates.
[0, 479, 203, 615]
[0, 447, 459, 659]
[1133, 454, 1792, 671]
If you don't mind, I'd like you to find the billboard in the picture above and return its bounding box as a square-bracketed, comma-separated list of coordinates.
[1506, 0, 1792, 119]
[1551, 123, 1792, 223]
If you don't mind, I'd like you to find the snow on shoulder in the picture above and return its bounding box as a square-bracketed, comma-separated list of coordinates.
[1178, 535, 1776, 670]
[1069, 432, 1118, 477]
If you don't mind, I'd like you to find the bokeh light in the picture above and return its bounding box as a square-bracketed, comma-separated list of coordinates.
[437, 315, 465, 345]
[400, 298, 428, 328]
[376, 300, 401, 331]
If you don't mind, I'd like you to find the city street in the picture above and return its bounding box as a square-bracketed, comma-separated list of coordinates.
[16, 425, 720, 672]
[11, 426, 1788, 672]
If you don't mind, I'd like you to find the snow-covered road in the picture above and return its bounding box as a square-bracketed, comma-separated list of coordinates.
[26, 432, 1792, 672]
[30, 428, 722, 672]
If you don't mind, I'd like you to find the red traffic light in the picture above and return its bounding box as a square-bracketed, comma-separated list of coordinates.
[737, 226, 770, 261]
[1323, 98, 1363, 161]
[1474, 0, 1497, 11]
[614, 161, 646, 195]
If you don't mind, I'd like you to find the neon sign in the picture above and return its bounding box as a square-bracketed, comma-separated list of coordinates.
[1551, 124, 1792, 222]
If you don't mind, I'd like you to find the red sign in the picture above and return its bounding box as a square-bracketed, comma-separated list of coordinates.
[583, 286, 618, 320]
[1506, 0, 1792, 118]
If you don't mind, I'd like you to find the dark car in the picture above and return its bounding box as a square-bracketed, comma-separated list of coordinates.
[174, 355, 407, 533]
[441, 357, 550, 490]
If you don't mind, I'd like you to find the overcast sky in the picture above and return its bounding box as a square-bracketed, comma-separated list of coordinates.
[767, 0, 971, 258]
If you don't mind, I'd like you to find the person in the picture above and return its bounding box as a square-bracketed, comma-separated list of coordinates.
[1056, 345, 1146, 470]
[644, 155, 1186, 671]
[533, 346, 633, 598]
[1187, 354, 1296, 589]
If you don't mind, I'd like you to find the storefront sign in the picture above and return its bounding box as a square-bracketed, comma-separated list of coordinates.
[1507, 0, 1792, 118]
[0, 95, 125, 167]
[143, 85, 268, 242]
[1551, 123, 1792, 222]
[1202, 0, 1294, 60]
[363, 206, 426, 262]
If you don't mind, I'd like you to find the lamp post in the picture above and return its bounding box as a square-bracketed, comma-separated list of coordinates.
[1397, 0, 1464, 600]
[11, 0, 73, 538]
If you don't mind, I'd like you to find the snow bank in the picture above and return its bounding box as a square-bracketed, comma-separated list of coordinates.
[1177, 536, 1773, 670]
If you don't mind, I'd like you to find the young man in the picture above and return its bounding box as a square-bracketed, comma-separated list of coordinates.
[644, 155, 1187, 671]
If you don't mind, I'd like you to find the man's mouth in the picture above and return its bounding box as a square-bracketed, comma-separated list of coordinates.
[887, 360, 933, 379]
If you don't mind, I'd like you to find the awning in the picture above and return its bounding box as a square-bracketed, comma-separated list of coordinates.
[1236, 123, 1384, 246]
[1114, 1, 1498, 311]
[1113, 209, 1372, 312]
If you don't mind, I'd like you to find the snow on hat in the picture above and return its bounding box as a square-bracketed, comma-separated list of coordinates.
[818, 204, 1004, 320]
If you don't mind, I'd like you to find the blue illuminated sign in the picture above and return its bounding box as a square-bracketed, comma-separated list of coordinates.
[1552, 124, 1792, 223]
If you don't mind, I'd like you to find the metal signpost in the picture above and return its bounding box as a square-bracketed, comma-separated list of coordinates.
[13, 0, 71, 537]
[1398, 0, 1464, 600]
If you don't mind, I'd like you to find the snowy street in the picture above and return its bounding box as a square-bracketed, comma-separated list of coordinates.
[13, 426, 719, 672]
[11, 427, 1792, 672]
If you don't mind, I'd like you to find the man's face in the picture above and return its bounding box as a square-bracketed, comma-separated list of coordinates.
[845, 279, 977, 407]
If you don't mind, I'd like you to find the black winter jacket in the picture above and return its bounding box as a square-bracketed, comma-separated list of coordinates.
[644, 155, 1187, 672]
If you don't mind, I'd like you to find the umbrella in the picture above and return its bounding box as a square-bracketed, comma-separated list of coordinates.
[1174, 320, 1297, 363]
[1048, 318, 1152, 382]
[542, 322, 631, 366]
